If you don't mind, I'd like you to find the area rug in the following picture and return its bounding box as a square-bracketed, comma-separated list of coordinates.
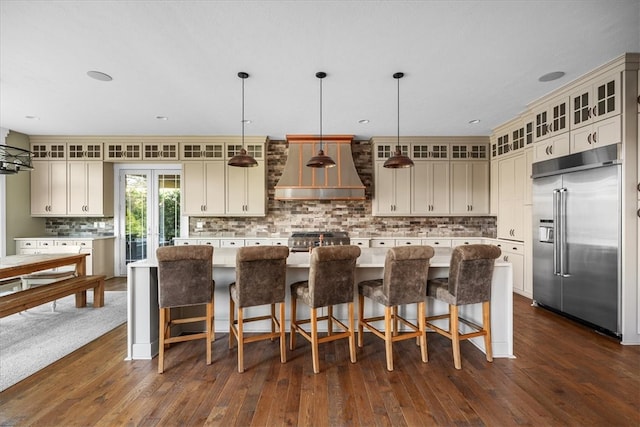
[0, 291, 127, 392]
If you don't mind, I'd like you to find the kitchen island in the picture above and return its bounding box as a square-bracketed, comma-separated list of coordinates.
[126, 248, 513, 360]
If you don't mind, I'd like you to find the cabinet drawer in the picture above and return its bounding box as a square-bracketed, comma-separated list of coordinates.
[421, 239, 452, 248]
[173, 239, 199, 246]
[55, 240, 93, 249]
[350, 238, 370, 247]
[395, 238, 423, 246]
[17, 240, 38, 249]
[36, 240, 55, 249]
[370, 239, 395, 248]
[453, 239, 483, 246]
[220, 239, 245, 248]
[244, 239, 272, 246]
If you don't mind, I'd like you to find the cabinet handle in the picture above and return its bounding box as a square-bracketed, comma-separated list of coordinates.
[592, 105, 598, 117]
[592, 132, 597, 143]
[587, 133, 592, 144]
[637, 95, 640, 105]
[637, 208, 640, 218]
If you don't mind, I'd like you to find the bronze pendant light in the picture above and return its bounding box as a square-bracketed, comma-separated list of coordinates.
[228, 71, 258, 168]
[306, 71, 336, 168]
[383, 72, 414, 169]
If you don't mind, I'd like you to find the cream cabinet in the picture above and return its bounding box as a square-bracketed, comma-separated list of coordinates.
[450, 161, 489, 215]
[225, 144, 266, 216]
[142, 141, 180, 161]
[373, 161, 411, 215]
[104, 142, 143, 161]
[534, 95, 569, 142]
[15, 237, 115, 278]
[67, 161, 114, 216]
[182, 161, 225, 216]
[570, 115, 621, 154]
[495, 241, 525, 297]
[30, 142, 66, 160]
[180, 142, 224, 160]
[570, 73, 621, 128]
[30, 160, 67, 216]
[67, 142, 103, 160]
[497, 154, 526, 241]
[450, 143, 488, 160]
[411, 161, 449, 215]
[350, 238, 370, 248]
[533, 132, 570, 162]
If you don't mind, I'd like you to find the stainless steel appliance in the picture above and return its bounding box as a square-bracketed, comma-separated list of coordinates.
[288, 232, 350, 252]
[532, 145, 621, 337]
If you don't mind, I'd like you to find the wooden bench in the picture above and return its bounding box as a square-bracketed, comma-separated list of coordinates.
[0, 274, 106, 318]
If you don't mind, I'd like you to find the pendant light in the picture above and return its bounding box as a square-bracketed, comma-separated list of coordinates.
[383, 72, 414, 169]
[306, 71, 336, 168]
[228, 72, 258, 167]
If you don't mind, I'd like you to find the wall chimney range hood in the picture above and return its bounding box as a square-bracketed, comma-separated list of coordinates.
[274, 135, 365, 200]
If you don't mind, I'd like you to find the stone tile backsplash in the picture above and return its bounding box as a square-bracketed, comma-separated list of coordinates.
[45, 139, 496, 238]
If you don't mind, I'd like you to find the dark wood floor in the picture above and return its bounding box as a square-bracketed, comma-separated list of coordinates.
[0, 277, 638, 426]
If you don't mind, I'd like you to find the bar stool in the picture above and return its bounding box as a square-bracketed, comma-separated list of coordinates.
[229, 246, 290, 373]
[358, 245, 434, 371]
[425, 244, 501, 370]
[289, 245, 361, 374]
[156, 245, 214, 374]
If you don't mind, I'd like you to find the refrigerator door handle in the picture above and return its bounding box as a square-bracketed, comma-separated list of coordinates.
[559, 187, 570, 277]
[553, 189, 560, 276]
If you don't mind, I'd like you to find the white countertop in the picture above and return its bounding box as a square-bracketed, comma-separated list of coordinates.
[129, 247, 508, 269]
[15, 236, 116, 240]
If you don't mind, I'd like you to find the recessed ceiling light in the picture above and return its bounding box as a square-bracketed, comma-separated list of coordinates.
[156, 116, 168, 121]
[358, 119, 370, 124]
[538, 71, 565, 82]
[25, 115, 39, 120]
[87, 70, 113, 81]
[468, 119, 481, 124]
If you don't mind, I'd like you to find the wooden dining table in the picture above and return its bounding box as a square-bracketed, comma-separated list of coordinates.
[0, 253, 106, 318]
[0, 253, 88, 280]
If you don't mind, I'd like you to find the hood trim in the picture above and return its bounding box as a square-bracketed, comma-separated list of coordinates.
[274, 134, 366, 201]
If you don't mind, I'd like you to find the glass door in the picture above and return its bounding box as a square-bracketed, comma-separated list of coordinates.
[118, 168, 181, 274]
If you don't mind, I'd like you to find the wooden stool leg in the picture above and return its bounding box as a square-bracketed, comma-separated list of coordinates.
[392, 306, 399, 337]
[158, 308, 167, 374]
[290, 296, 297, 351]
[357, 294, 365, 348]
[311, 308, 320, 374]
[418, 301, 428, 363]
[279, 302, 286, 363]
[483, 301, 493, 362]
[229, 297, 235, 349]
[237, 308, 244, 373]
[385, 306, 393, 371]
[348, 302, 356, 364]
[450, 305, 462, 370]
[271, 304, 276, 340]
[206, 302, 213, 366]
[327, 305, 333, 336]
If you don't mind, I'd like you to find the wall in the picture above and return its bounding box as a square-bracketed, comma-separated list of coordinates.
[42, 139, 496, 238]
[4, 131, 45, 254]
[188, 140, 497, 237]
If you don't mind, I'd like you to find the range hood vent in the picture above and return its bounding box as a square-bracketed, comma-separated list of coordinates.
[275, 135, 365, 200]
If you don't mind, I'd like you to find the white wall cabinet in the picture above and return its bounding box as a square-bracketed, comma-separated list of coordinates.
[104, 142, 143, 161]
[67, 161, 114, 216]
[570, 73, 621, 129]
[570, 115, 621, 154]
[373, 161, 411, 215]
[142, 141, 180, 161]
[533, 132, 570, 162]
[67, 142, 103, 160]
[450, 161, 489, 215]
[182, 161, 226, 216]
[534, 95, 569, 142]
[411, 161, 450, 215]
[497, 154, 525, 241]
[495, 241, 525, 297]
[225, 144, 266, 216]
[30, 160, 67, 216]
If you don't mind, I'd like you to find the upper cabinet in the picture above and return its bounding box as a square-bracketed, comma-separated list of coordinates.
[67, 161, 114, 216]
[142, 141, 180, 161]
[105, 141, 143, 161]
[534, 94, 569, 142]
[372, 137, 489, 217]
[450, 161, 490, 215]
[225, 144, 266, 216]
[31, 142, 66, 160]
[491, 115, 534, 160]
[570, 73, 621, 128]
[67, 142, 103, 160]
[181, 138, 267, 217]
[30, 160, 67, 216]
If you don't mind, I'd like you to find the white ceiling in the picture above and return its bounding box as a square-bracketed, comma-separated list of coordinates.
[1, 1, 639, 140]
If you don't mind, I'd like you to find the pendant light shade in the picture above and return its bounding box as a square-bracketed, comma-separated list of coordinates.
[306, 72, 336, 168]
[228, 72, 258, 168]
[384, 72, 414, 169]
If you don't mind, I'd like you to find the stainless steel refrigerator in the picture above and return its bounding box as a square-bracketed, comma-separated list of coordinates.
[532, 145, 621, 337]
